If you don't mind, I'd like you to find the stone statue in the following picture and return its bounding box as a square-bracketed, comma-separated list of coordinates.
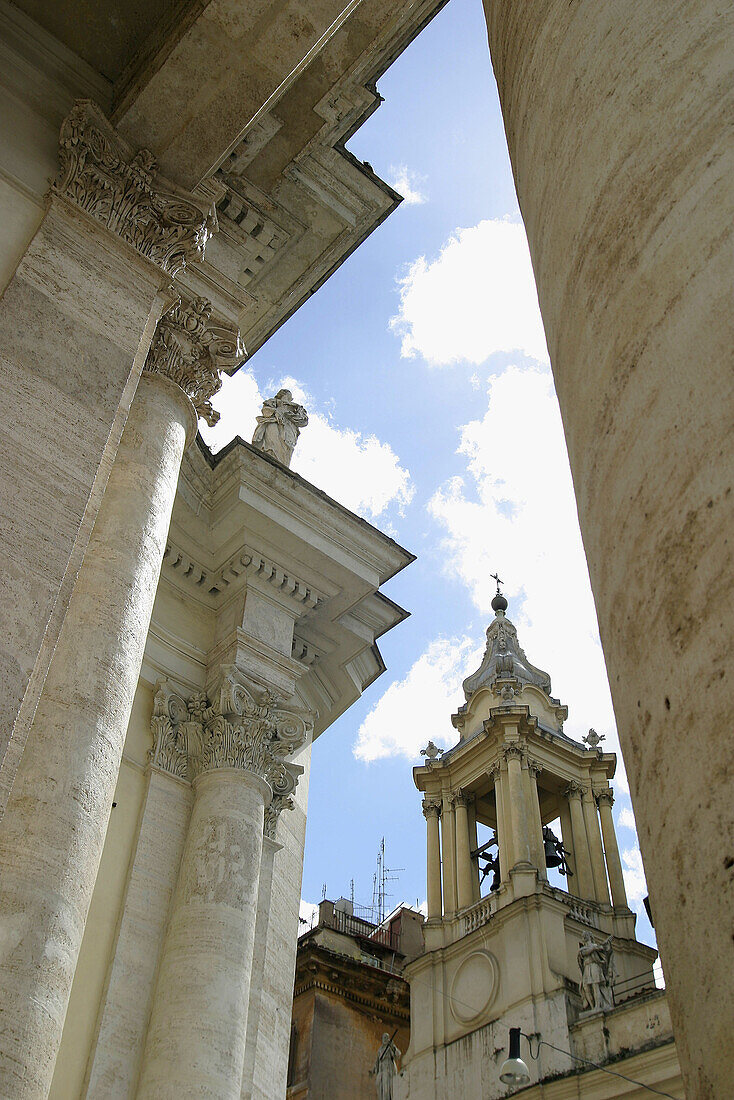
[578, 931, 615, 1012]
[371, 1033, 400, 1100]
[251, 389, 308, 467]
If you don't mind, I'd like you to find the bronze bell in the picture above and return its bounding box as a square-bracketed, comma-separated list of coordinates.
[543, 826, 563, 868]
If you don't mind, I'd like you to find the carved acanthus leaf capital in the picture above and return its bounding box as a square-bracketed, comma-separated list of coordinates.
[422, 798, 441, 820]
[450, 789, 468, 809]
[55, 100, 217, 276]
[527, 758, 543, 779]
[596, 788, 615, 808]
[144, 294, 244, 425]
[503, 742, 525, 762]
[563, 780, 587, 801]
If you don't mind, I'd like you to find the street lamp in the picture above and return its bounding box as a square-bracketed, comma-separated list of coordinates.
[498, 1027, 530, 1086]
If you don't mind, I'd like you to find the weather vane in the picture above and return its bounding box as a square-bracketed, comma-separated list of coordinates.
[490, 572, 504, 595]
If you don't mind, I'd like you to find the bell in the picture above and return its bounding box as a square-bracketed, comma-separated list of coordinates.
[544, 828, 562, 868]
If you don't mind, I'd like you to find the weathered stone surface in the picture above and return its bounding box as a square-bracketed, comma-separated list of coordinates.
[485, 3, 734, 1094]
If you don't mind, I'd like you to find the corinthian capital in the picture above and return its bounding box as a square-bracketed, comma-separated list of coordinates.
[563, 780, 587, 801]
[144, 294, 244, 425]
[422, 798, 441, 820]
[596, 788, 615, 808]
[55, 100, 217, 276]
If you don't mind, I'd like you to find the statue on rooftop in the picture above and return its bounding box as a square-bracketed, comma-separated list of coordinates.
[578, 931, 615, 1012]
[371, 1032, 401, 1100]
[252, 388, 308, 467]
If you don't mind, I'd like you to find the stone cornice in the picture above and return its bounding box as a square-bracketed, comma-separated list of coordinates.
[143, 293, 244, 426]
[294, 943, 409, 1020]
[54, 100, 217, 277]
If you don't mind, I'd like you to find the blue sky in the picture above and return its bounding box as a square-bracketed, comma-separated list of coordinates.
[202, 0, 655, 946]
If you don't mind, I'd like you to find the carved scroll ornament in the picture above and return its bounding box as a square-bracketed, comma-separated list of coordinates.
[143, 294, 244, 425]
[55, 100, 216, 277]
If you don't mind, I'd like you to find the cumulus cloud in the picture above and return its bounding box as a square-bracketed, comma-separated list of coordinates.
[617, 805, 637, 831]
[299, 898, 319, 933]
[390, 218, 549, 366]
[200, 370, 413, 521]
[354, 636, 482, 762]
[621, 845, 648, 909]
[387, 164, 427, 206]
[427, 364, 623, 760]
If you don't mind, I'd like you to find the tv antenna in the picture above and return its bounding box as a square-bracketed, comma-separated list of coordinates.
[371, 837, 404, 925]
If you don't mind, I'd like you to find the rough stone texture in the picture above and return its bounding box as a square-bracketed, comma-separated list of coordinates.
[80, 767, 193, 1099]
[136, 768, 269, 1100]
[0, 198, 165, 805]
[485, 3, 733, 1094]
[248, 739, 312, 1100]
[0, 373, 193, 1099]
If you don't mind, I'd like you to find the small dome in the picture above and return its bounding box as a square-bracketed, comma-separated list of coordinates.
[491, 591, 508, 613]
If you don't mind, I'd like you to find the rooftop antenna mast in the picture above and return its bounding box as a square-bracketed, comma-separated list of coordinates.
[371, 837, 404, 925]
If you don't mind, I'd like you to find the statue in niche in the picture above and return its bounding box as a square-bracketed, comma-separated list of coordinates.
[251, 388, 308, 467]
[371, 1032, 401, 1100]
[578, 931, 615, 1012]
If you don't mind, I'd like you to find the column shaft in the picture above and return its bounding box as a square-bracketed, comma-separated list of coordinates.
[137, 769, 269, 1099]
[505, 751, 532, 867]
[567, 789, 595, 901]
[559, 797, 577, 896]
[598, 794, 628, 909]
[424, 803, 443, 920]
[492, 768, 511, 881]
[467, 800, 481, 902]
[454, 796, 474, 911]
[525, 765, 546, 876]
[0, 374, 194, 1099]
[441, 796, 458, 917]
[583, 790, 611, 904]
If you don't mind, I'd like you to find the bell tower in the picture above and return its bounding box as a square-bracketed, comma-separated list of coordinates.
[400, 590, 662, 1098]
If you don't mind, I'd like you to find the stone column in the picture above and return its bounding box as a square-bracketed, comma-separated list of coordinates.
[526, 759, 546, 877]
[440, 793, 458, 917]
[137, 768, 269, 1100]
[558, 796, 577, 895]
[504, 744, 532, 867]
[597, 790, 628, 909]
[423, 800, 443, 920]
[582, 787, 611, 904]
[0, 285, 240, 1098]
[564, 784, 595, 902]
[490, 764, 511, 881]
[467, 798, 481, 902]
[137, 675, 309, 1100]
[453, 792, 474, 911]
[486, 6, 733, 1092]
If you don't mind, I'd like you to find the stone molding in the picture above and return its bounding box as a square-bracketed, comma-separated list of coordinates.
[596, 789, 615, 808]
[161, 540, 322, 606]
[150, 673, 311, 835]
[563, 781, 588, 801]
[422, 798, 441, 820]
[55, 100, 217, 277]
[143, 294, 244, 426]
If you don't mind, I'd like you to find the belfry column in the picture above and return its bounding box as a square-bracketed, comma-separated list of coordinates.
[423, 800, 443, 920]
[558, 796, 577, 894]
[467, 797, 481, 902]
[564, 783, 595, 901]
[490, 763, 511, 880]
[441, 792, 458, 917]
[453, 792, 474, 910]
[525, 759, 546, 877]
[596, 790, 628, 909]
[582, 786, 611, 904]
[504, 743, 533, 867]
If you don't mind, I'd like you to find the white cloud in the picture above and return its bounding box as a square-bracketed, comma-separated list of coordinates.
[387, 164, 427, 206]
[617, 806, 637, 831]
[299, 898, 319, 933]
[200, 370, 413, 521]
[622, 845, 648, 909]
[427, 364, 623, 762]
[354, 636, 482, 762]
[390, 218, 548, 366]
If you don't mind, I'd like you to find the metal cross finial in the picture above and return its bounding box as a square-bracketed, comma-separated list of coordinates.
[490, 572, 504, 594]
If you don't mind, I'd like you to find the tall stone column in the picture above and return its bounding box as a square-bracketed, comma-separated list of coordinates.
[596, 790, 628, 909]
[136, 674, 309, 1100]
[453, 792, 474, 911]
[558, 796, 577, 896]
[0, 292, 240, 1097]
[564, 784, 595, 902]
[467, 798, 481, 902]
[504, 744, 532, 868]
[485, 5, 733, 1091]
[490, 763, 511, 881]
[526, 759, 546, 877]
[440, 793, 458, 917]
[582, 787, 611, 905]
[423, 800, 443, 920]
